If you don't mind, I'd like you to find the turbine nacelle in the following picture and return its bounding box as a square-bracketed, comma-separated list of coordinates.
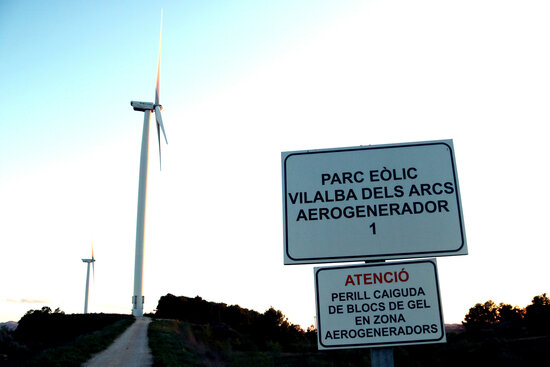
[131, 101, 162, 112]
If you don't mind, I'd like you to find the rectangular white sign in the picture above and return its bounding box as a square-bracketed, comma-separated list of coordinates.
[314, 259, 446, 350]
[282, 139, 467, 264]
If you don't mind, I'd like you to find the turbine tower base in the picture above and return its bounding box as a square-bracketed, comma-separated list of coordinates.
[132, 296, 144, 317]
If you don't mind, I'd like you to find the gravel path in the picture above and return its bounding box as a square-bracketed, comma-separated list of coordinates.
[82, 317, 152, 367]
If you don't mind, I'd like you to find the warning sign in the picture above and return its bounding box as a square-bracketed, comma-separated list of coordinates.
[282, 140, 467, 264]
[314, 259, 445, 350]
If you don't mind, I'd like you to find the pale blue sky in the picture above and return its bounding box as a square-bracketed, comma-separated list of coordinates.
[1, 0, 549, 329]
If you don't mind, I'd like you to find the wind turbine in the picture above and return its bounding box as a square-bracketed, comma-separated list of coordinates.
[82, 244, 95, 314]
[130, 10, 167, 317]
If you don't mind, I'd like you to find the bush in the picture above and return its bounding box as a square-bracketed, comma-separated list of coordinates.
[463, 294, 550, 337]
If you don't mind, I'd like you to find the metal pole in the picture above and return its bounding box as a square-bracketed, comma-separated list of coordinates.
[371, 348, 394, 367]
[366, 260, 393, 367]
[133, 110, 150, 317]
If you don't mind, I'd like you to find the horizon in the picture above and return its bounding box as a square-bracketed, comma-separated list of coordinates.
[3, 291, 542, 328]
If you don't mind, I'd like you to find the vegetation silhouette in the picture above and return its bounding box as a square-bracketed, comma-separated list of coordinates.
[153, 294, 312, 352]
[462, 293, 550, 337]
[1, 293, 549, 366]
[150, 293, 550, 366]
[0, 308, 133, 367]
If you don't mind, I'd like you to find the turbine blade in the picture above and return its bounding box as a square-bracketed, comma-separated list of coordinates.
[156, 120, 162, 171]
[155, 106, 168, 144]
[155, 9, 163, 106]
[91, 241, 95, 281]
[154, 9, 166, 173]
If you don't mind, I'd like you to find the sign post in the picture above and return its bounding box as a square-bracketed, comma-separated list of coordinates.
[371, 348, 393, 367]
[281, 139, 467, 367]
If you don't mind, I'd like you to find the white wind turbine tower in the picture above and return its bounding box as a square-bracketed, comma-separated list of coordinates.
[130, 10, 168, 317]
[81, 244, 95, 314]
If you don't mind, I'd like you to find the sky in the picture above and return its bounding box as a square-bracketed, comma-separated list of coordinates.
[1, 0, 549, 329]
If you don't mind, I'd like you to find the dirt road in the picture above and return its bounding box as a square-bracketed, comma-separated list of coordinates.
[82, 317, 152, 367]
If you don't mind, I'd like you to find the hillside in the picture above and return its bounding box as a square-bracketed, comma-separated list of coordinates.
[1, 294, 548, 366]
[148, 294, 549, 367]
[0, 323, 17, 332]
[0, 308, 134, 367]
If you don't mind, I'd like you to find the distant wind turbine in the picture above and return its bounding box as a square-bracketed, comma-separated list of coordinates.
[130, 10, 168, 317]
[81, 244, 95, 314]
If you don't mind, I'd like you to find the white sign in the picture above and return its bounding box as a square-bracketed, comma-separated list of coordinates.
[282, 139, 467, 264]
[314, 259, 445, 350]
